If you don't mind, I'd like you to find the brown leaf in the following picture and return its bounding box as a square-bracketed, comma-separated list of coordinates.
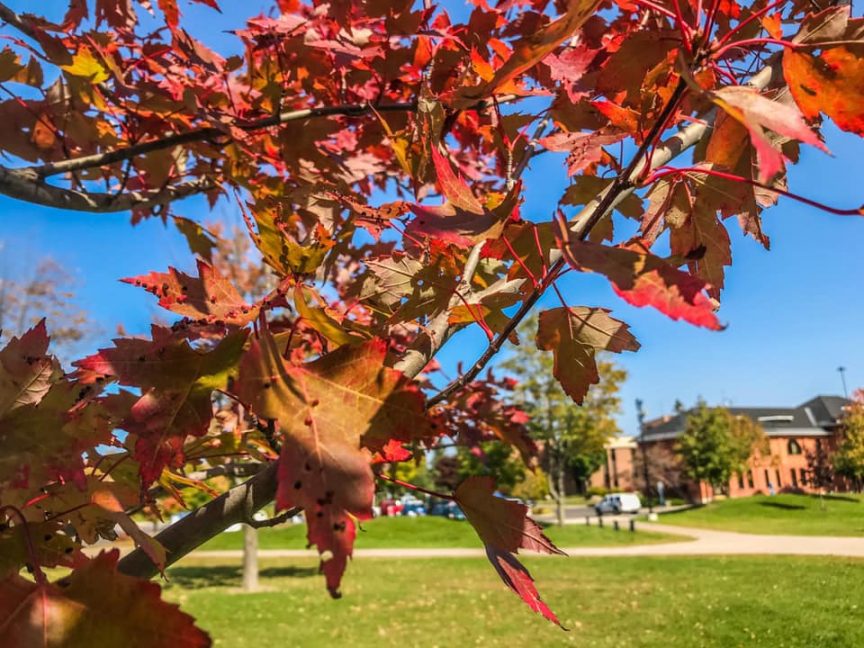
[536, 307, 639, 403]
[0, 550, 210, 647]
[123, 260, 258, 326]
[233, 330, 436, 596]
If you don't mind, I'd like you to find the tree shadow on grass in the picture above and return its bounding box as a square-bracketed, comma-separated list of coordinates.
[653, 504, 704, 517]
[759, 502, 806, 511]
[812, 494, 860, 503]
[167, 565, 317, 589]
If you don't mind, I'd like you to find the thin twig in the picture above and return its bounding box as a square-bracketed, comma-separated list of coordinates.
[426, 79, 690, 408]
[28, 95, 519, 179]
[245, 507, 302, 529]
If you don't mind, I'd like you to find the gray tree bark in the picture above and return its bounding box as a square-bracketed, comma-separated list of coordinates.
[242, 524, 259, 592]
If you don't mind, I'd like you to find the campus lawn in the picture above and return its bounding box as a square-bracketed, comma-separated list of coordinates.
[200, 515, 683, 551]
[655, 493, 864, 536]
[164, 555, 864, 647]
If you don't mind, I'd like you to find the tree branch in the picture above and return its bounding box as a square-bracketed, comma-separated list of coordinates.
[26, 95, 518, 180]
[29, 103, 412, 179]
[0, 167, 214, 212]
[0, 2, 41, 42]
[115, 59, 783, 581]
[118, 461, 279, 579]
[244, 507, 302, 529]
[426, 59, 781, 407]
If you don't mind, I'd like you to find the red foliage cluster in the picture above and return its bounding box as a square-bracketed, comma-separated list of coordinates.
[0, 0, 862, 640]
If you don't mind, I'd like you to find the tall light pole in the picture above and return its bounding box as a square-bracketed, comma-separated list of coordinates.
[636, 399, 653, 515]
[838, 366, 849, 399]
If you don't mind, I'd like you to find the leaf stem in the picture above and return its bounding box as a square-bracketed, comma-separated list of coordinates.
[377, 473, 454, 500]
[0, 505, 46, 585]
[646, 165, 864, 216]
[712, 0, 788, 49]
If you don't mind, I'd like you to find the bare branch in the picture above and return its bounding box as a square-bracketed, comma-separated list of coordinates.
[0, 167, 214, 212]
[0, 2, 41, 42]
[244, 507, 301, 529]
[117, 462, 278, 579]
[26, 95, 519, 180]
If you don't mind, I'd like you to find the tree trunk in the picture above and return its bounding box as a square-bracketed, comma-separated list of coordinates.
[242, 523, 259, 592]
[555, 461, 566, 527]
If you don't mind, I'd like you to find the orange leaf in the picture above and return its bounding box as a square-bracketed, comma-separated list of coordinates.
[122, 260, 258, 326]
[234, 329, 436, 597]
[455, 476, 565, 627]
[454, 0, 602, 107]
[561, 239, 722, 329]
[536, 307, 639, 404]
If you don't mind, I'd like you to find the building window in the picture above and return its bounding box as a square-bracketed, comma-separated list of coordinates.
[764, 469, 771, 488]
[775, 469, 782, 488]
[747, 470, 755, 488]
[799, 468, 808, 486]
[787, 439, 803, 455]
[790, 468, 798, 487]
[611, 449, 618, 488]
[737, 472, 745, 489]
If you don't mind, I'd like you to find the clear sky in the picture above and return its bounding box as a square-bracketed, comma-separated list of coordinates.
[1, 0, 862, 435]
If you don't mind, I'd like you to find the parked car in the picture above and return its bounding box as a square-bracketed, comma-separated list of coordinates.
[400, 495, 427, 517]
[594, 493, 642, 515]
[428, 499, 466, 520]
[378, 498, 404, 517]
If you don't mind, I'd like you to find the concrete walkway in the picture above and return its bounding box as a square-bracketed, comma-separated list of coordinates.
[187, 522, 864, 560]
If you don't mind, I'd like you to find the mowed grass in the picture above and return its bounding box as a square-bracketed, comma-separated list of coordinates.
[200, 515, 683, 551]
[656, 493, 864, 536]
[164, 555, 864, 647]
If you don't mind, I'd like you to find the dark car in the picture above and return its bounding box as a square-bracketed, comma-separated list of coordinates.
[401, 498, 427, 516]
[428, 499, 465, 521]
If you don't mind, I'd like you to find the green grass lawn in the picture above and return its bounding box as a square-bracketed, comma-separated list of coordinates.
[200, 516, 683, 551]
[164, 555, 864, 647]
[655, 493, 864, 536]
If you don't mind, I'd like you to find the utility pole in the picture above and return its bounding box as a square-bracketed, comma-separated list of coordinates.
[635, 399, 653, 515]
[838, 366, 849, 399]
[237, 403, 259, 592]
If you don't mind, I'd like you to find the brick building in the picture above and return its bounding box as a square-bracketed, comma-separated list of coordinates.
[592, 395, 851, 502]
[589, 436, 637, 492]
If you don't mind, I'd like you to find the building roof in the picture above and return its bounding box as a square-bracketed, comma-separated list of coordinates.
[641, 395, 851, 442]
[605, 436, 637, 449]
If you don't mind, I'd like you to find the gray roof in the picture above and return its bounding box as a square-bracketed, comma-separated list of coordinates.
[641, 395, 850, 442]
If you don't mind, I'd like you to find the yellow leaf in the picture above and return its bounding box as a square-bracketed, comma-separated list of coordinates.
[294, 285, 363, 346]
[61, 48, 109, 83]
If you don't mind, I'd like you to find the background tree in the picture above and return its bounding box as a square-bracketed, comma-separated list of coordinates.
[806, 439, 836, 510]
[835, 391, 864, 492]
[633, 444, 685, 498]
[678, 403, 767, 496]
[0, 0, 863, 640]
[503, 315, 628, 525]
[455, 441, 527, 495]
[0, 255, 94, 357]
[433, 456, 462, 492]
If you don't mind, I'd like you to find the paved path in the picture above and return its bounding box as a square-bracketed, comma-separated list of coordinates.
[187, 523, 864, 560]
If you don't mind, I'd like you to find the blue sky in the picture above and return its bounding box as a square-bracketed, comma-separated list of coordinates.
[1, 0, 862, 434]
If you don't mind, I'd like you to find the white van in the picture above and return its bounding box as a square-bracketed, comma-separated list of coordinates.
[594, 493, 642, 515]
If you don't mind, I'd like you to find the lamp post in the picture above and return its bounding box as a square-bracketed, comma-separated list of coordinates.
[636, 399, 653, 515]
[838, 366, 849, 399]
